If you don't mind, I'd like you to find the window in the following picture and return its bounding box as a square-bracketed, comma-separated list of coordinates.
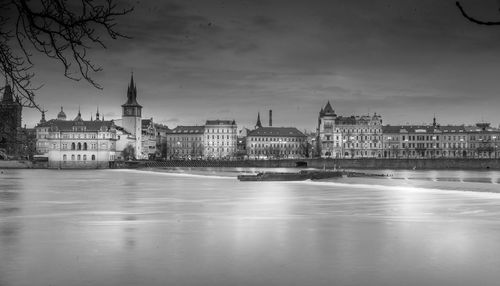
[77, 142, 82, 150]
[83, 155, 87, 161]
[92, 155, 96, 161]
[77, 155, 81, 160]
[71, 142, 75, 150]
[71, 154, 75, 161]
[63, 154, 67, 161]
[83, 143, 88, 150]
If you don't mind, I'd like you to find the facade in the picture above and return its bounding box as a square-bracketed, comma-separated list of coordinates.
[466, 123, 500, 158]
[317, 101, 383, 158]
[246, 127, 307, 159]
[141, 118, 157, 159]
[119, 75, 143, 159]
[380, 118, 500, 159]
[165, 125, 204, 159]
[155, 123, 170, 159]
[0, 85, 22, 156]
[204, 120, 237, 159]
[35, 110, 117, 168]
[382, 124, 444, 158]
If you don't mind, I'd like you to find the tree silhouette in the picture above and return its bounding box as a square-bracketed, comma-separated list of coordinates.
[0, 0, 133, 109]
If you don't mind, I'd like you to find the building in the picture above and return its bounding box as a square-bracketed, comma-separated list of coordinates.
[0, 84, 22, 157]
[116, 74, 143, 159]
[204, 120, 237, 159]
[382, 123, 444, 159]
[467, 123, 500, 158]
[35, 109, 117, 168]
[155, 123, 170, 159]
[317, 101, 383, 158]
[141, 118, 157, 159]
[165, 125, 204, 159]
[246, 127, 307, 159]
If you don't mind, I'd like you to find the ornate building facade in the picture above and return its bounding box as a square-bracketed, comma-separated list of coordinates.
[35, 109, 117, 168]
[317, 101, 383, 158]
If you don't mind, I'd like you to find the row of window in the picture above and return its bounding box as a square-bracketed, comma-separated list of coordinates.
[62, 154, 96, 161]
[248, 137, 303, 142]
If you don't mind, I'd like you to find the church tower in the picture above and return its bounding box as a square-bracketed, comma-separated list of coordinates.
[0, 84, 22, 155]
[121, 74, 142, 159]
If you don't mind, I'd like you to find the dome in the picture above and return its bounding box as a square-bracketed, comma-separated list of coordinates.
[57, 106, 67, 120]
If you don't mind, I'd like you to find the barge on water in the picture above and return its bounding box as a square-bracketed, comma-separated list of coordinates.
[237, 170, 387, 181]
[237, 170, 344, 181]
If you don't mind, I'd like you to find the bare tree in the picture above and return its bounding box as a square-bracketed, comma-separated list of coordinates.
[456, 1, 500, 25]
[0, 0, 133, 110]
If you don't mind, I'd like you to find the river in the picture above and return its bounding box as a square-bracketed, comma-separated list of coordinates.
[1, 168, 500, 286]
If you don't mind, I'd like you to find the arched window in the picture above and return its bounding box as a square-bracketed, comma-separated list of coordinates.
[77, 143, 82, 150]
[91, 155, 96, 161]
[71, 143, 75, 150]
[77, 155, 81, 160]
[83, 155, 87, 161]
[63, 154, 67, 161]
[83, 143, 88, 150]
[71, 154, 75, 161]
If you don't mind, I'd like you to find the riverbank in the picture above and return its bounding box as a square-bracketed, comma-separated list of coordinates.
[2, 158, 500, 170]
[140, 158, 500, 170]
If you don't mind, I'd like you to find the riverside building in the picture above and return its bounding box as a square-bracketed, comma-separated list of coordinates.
[204, 120, 237, 159]
[317, 101, 383, 158]
[165, 125, 205, 159]
[35, 109, 117, 168]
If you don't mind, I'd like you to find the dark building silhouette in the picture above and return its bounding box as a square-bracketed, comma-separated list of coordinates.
[0, 84, 22, 157]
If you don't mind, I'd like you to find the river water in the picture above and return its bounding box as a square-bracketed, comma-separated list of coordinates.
[1, 168, 500, 286]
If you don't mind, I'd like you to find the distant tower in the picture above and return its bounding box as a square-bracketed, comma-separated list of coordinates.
[269, 109, 272, 127]
[57, 106, 67, 120]
[255, 112, 262, 129]
[432, 114, 437, 127]
[121, 73, 142, 158]
[96, 106, 100, 121]
[40, 110, 46, 123]
[0, 84, 22, 155]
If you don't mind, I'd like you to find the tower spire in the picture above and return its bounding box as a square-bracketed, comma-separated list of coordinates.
[255, 112, 262, 129]
[96, 106, 100, 121]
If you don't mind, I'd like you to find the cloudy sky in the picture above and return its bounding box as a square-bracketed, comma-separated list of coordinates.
[20, 0, 500, 130]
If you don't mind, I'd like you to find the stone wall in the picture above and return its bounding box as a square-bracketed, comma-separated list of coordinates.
[140, 158, 500, 170]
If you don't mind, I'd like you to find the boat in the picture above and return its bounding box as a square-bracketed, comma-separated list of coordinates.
[237, 170, 345, 181]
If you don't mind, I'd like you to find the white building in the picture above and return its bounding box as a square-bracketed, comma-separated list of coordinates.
[35, 109, 117, 168]
[204, 120, 237, 159]
[317, 101, 383, 158]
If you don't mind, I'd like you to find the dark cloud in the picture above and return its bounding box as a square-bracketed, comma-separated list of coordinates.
[21, 0, 500, 130]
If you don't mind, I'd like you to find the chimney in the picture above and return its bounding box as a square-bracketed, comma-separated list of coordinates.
[269, 109, 272, 127]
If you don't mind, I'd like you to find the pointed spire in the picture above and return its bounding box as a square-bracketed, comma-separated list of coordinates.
[433, 114, 437, 127]
[255, 112, 262, 129]
[74, 106, 83, 121]
[96, 106, 100, 121]
[2, 84, 13, 102]
[123, 72, 141, 107]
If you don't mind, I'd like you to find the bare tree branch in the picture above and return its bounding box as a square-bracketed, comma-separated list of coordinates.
[456, 1, 500, 25]
[0, 0, 133, 110]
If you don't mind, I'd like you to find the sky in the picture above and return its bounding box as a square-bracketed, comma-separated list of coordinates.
[16, 0, 500, 131]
